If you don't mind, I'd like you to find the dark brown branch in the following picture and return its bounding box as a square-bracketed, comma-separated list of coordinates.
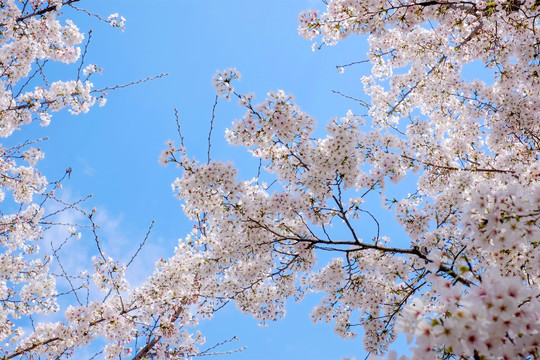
[402, 154, 516, 174]
[132, 306, 184, 360]
[0, 0, 81, 27]
[4, 337, 62, 359]
[243, 216, 474, 286]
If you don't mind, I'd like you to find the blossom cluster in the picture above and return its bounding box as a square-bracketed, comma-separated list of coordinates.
[107, 13, 126, 29]
[398, 271, 540, 359]
[212, 67, 241, 100]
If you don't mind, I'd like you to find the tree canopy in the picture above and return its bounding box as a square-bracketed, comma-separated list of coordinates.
[1, 0, 539, 359]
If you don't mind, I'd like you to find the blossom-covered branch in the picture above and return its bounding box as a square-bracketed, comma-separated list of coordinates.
[161, 0, 540, 356]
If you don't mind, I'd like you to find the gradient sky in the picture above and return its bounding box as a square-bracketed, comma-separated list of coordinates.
[13, 1, 413, 358]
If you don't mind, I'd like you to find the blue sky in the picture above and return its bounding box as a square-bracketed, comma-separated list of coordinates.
[13, 1, 413, 358]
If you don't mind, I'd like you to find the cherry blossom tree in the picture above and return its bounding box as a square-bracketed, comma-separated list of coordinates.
[0, 1, 221, 359]
[3, 0, 540, 359]
[160, 0, 540, 358]
[0, 0, 106, 353]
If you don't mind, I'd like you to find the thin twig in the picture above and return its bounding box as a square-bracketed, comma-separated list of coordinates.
[174, 107, 185, 147]
[336, 59, 370, 69]
[208, 95, 218, 164]
[91, 73, 168, 93]
[126, 220, 155, 268]
[331, 89, 370, 107]
[77, 29, 93, 81]
[68, 4, 112, 23]
[197, 336, 244, 356]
